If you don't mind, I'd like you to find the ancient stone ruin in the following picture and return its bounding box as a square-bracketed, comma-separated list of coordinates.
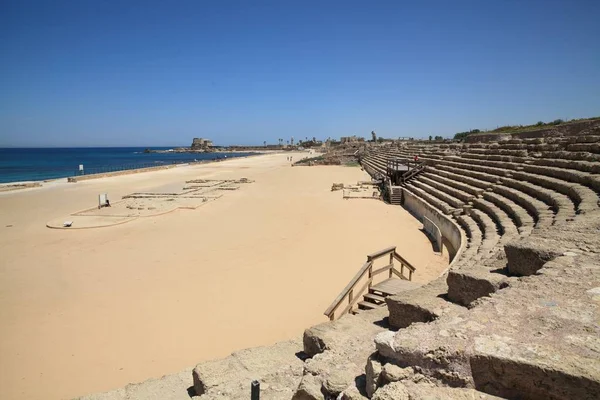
[79, 121, 600, 399]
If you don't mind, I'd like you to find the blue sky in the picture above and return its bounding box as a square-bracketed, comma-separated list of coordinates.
[1, 0, 599, 147]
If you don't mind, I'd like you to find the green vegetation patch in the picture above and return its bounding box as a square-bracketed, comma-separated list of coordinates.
[453, 116, 600, 140]
[294, 155, 324, 165]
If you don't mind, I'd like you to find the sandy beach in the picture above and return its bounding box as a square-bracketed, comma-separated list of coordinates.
[0, 152, 447, 399]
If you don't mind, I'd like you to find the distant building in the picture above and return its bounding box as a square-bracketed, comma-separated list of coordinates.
[340, 135, 364, 144]
[191, 138, 214, 149]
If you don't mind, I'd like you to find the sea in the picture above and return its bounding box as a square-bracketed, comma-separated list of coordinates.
[0, 147, 257, 184]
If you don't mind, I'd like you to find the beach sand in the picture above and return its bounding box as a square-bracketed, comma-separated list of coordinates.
[0, 152, 447, 399]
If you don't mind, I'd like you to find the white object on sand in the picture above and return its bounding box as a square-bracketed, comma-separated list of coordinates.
[63, 221, 73, 227]
[98, 193, 109, 207]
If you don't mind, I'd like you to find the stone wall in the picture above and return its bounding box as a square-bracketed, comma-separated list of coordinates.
[401, 187, 464, 263]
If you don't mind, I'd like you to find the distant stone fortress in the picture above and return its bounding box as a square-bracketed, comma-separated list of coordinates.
[191, 138, 214, 150]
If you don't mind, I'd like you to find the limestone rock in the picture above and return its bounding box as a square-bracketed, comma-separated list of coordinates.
[192, 339, 303, 399]
[292, 374, 324, 400]
[371, 382, 409, 400]
[322, 369, 355, 396]
[365, 353, 383, 398]
[504, 239, 562, 276]
[75, 369, 193, 400]
[341, 385, 368, 400]
[303, 312, 386, 357]
[381, 364, 413, 383]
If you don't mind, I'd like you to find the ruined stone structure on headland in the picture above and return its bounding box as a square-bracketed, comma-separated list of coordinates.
[79, 120, 600, 400]
[191, 138, 213, 150]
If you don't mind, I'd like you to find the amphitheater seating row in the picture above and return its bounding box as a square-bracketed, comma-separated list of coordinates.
[360, 139, 600, 314]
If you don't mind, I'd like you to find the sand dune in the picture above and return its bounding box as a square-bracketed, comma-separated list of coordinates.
[0, 152, 447, 399]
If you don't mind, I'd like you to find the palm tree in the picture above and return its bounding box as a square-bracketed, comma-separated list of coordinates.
[371, 131, 377, 142]
[264, 141, 266, 147]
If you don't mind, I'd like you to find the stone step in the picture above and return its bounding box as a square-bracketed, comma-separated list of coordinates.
[418, 174, 476, 203]
[511, 170, 599, 215]
[385, 276, 465, 330]
[422, 168, 486, 196]
[482, 191, 535, 230]
[192, 339, 304, 399]
[412, 179, 465, 209]
[404, 183, 457, 215]
[375, 252, 600, 400]
[500, 177, 576, 223]
[446, 255, 509, 307]
[490, 184, 554, 227]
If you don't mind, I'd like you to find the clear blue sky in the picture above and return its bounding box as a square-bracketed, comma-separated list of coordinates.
[1, 0, 599, 147]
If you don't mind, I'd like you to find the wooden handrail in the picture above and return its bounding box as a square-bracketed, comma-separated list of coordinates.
[323, 260, 372, 317]
[367, 246, 396, 261]
[393, 252, 416, 272]
[324, 247, 417, 320]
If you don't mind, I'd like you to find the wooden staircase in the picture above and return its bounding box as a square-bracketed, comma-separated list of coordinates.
[324, 246, 417, 320]
[401, 163, 426, 184]
[354, 278, 421, 312]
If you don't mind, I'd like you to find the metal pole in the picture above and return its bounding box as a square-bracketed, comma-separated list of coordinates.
[251, 380, 260, 400]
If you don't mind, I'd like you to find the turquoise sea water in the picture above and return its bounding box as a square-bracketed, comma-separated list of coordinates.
[0, 147, 256, 184]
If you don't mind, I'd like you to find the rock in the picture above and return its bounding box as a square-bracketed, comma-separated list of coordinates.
[365, 353, 383, 398]
[381, 364, 413, 383]
[292, 374, 324, 400]
[371, 382, 409, 400]
[323, 369, 355, 396]
[303, 312, 386, 357]
[504, 239, 562, 276]
[341, 385, 368, 400]
[192, 339, 303, 398]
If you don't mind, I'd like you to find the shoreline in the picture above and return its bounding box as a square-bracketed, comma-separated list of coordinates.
[0, 150, 270, 189]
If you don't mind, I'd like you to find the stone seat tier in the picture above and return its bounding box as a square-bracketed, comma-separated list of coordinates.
[434, 159, 580, 217]
[385, 276, 465, 330]
[531, 157, 600, 174]
[428, 166, 493, 191]
[403, 183, 457, 215]
[416, 174, 476, 204]
[471, 198, 519, 242]
[455, 214, 483, 264]
[534, 150, 600, 162]
[499, 177, 576, 223]
[511, 170, 598, 214]
[434, 163, 503, 185]
[375, 253, 600, 400]
[481, 191, 534, 234]
[422, 168, 486, 196]
[567, 134, 600, 144]
[410, 180, 465, 209]
[490, 184, 554, 227]
[460, 152, 528, 164]
[452, 155, 600, 213]
[467, 209, 499, 259]
[361, 158, 385, 175]
[446, 254, 509, 307]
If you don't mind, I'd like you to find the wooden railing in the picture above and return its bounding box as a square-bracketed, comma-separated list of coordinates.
[323, 246, 416, 321]
[401, 163, 426, 183]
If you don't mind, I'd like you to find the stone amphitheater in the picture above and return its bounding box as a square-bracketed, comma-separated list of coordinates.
[81, 120, 600, 400]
